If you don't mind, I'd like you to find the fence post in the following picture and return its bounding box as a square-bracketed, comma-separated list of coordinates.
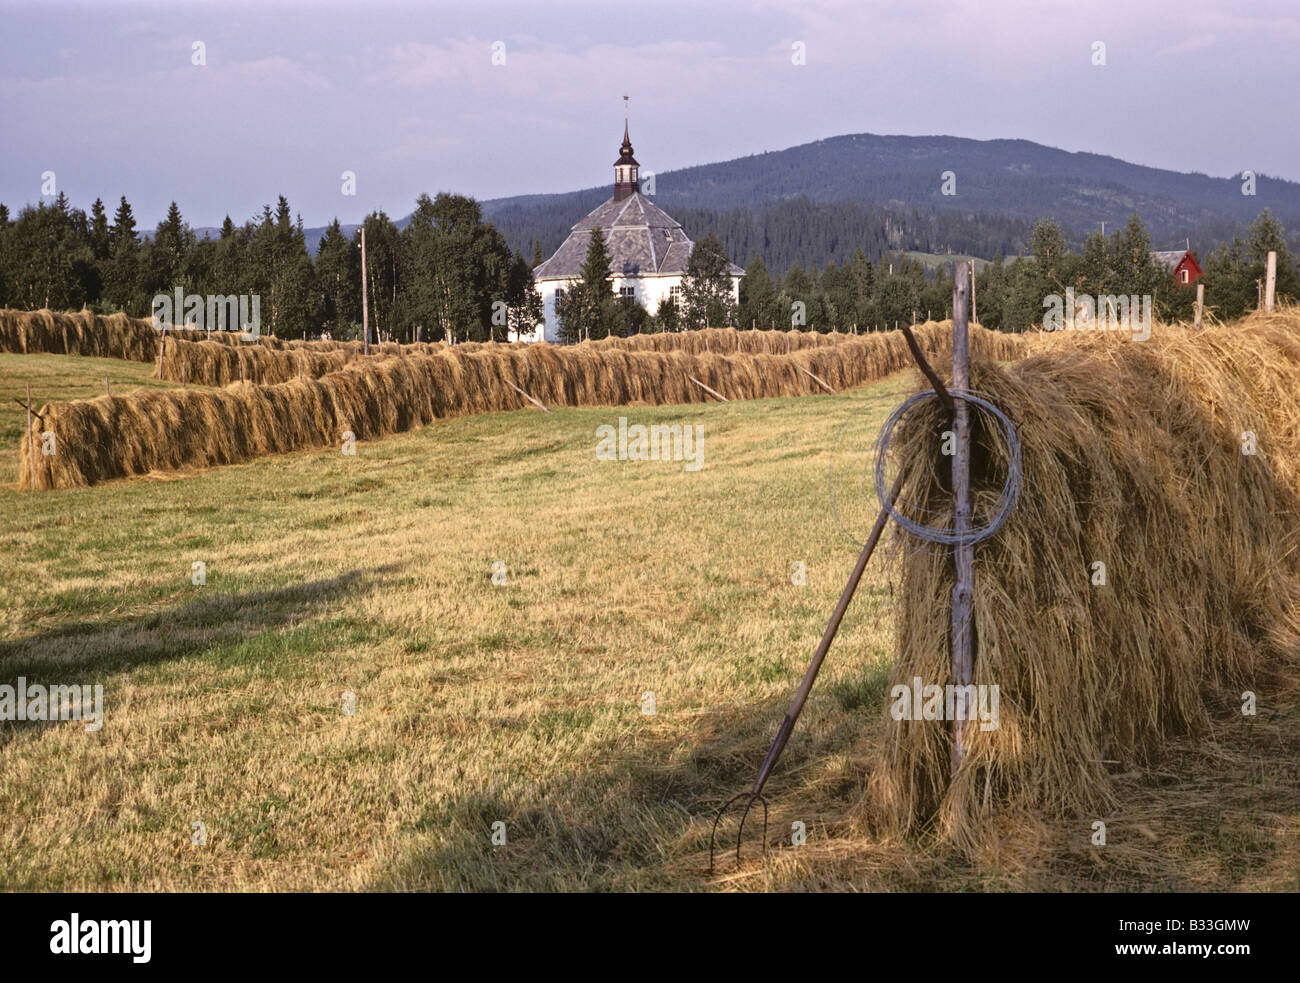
[950, 262, 974, 776]
[1194, 283, 1205, 330]
[26, 381, 35, 490]
[1264, 251, 1277, 313]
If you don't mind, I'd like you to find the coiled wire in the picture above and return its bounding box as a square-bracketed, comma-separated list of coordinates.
[872, 389, 1022, 547]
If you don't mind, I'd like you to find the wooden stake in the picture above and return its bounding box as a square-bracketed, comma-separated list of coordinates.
[156, 326, 167, 378]
[360, 226, 370, 356]
[182, 361, 187, 388]
[969, 259, 977, 325]
[504, 379, 549, 412]
[105, 377, 111, 396]
[1194, 283, 1205, 330]
[950, 262, 974, 776]
[26, 381, 35, 490]
[1264, 250, 1277, 313]
[797, 364, 837, 394]
[688, 376, 728, 402]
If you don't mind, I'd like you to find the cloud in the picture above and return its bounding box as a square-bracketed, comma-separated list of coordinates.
[1159, 33, 1217, 56]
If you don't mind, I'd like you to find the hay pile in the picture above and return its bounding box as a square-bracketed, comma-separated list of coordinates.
[587, 327, 844, 355]
[0, 309, 209, 361]
[158, 339, 358, 386]
[157, 337, 495, 385]
[161, 320, 1023, 387]
[0, 307, 465, 369]
[19, 322, 1023, 488]
[863, 313, 1300, 851]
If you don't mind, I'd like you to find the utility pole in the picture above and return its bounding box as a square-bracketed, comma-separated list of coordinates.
[361, 226, 370, 356]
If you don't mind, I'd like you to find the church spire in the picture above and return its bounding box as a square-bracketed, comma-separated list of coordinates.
[613, 95, 640, 201]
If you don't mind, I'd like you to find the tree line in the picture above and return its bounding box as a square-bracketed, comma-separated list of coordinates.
[732, 209, 1297, 334]
[1, 187, 1293, 340]
[0, 192, 542, 343]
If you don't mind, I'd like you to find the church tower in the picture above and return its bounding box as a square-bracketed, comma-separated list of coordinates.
[613, 95, 640, 202]
[530, 99, 744, 343]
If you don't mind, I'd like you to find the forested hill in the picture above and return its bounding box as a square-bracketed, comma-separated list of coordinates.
[478, 133, 1300, 272]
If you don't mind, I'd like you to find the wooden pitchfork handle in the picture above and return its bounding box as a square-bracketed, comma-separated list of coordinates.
[751, 465, 906, 797]
[710, 465, 907, 870]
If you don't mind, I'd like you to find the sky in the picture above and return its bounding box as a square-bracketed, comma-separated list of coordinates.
[2, 0, 1298, 229]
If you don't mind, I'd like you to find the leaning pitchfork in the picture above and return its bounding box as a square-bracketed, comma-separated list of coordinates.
[708, 325, 951, 872]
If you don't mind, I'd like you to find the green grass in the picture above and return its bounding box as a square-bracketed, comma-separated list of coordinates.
[3, 351, 1293, 892]
[0, 353, 909, 890]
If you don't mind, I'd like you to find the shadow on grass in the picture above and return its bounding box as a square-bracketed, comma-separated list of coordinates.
[0, 563, 404, 745]
[365, 683, 882, 892]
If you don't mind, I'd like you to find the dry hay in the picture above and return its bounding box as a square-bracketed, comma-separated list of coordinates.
[586, 326, 845, 355]
[19, 322, 1023, 488]
[0, 307, 468, 370]
[157, 339, 358, 386]
[159, 336, 526, 386]
[860, 310, 1300, 854]
[162, 320, 1023, 388]
[0, 308, 210, 362]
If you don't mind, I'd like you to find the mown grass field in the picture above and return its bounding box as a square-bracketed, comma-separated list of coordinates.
[0, 352, 914, 891]
[2, 352, 1296, 892]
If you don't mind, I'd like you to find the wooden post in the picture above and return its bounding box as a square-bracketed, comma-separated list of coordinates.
[504, 379, 549, 412]
[240, 359, 245, 385]
[105, 377, 111, 397]
[1264, 251, 1277, 313]
[1194, 283, 1205, 330]
[156, 326, 167, 378]
[182, 361, 187, 388]
[688, 376, 728, 402]
[796, 364, 837, 394]
[969, 259, 977, 325]
[360, 227, 370, 356]
[26, 381, 35, 490]
[950, 262, 974, 776]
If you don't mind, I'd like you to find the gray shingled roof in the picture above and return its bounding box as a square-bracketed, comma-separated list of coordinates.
[533, 193, 744, 281]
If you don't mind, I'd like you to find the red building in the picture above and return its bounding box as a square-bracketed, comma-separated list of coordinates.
[1151, 249, 1204, 286]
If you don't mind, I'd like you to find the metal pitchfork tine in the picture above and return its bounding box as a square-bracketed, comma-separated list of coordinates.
[708, 327, 952, 873]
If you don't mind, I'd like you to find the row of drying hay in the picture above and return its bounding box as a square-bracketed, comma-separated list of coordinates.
[860, 312, 1300, 855]
[0, 308, 212, 362]
[158, 339, 358, 386]
[0, 306, 477, 366]
[156, 336, 520, 385]
[19, 321, 1023, 488]
[584, 326, 845, 355]
[161, 318, 1025, 388]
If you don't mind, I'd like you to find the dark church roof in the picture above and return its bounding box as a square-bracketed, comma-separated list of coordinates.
[615, 120, 639, 167]
[533, 193, 744, 281]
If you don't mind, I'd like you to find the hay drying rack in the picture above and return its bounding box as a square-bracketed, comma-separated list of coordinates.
[709, 265, 1008, 872]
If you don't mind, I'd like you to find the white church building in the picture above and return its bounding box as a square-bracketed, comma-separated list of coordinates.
[530, 114, 744, 342]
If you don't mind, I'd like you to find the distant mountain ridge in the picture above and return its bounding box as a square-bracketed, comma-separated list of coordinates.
[288, 133, 1300, 265]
